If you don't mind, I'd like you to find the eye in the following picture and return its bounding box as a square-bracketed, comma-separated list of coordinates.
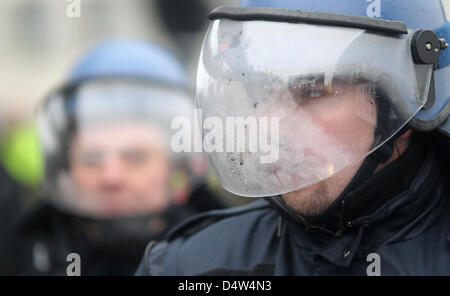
[288, 83, 335, 105]
[121, 150, 149, 165]
[73, 151, 104, 167]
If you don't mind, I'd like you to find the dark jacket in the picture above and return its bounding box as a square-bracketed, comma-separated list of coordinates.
[136, 135, 450, 276]
[0, 165, 28, 274]
[0, 165, 21, 227]
[0, 179, 225, 275]
[0, 202, 195, 275]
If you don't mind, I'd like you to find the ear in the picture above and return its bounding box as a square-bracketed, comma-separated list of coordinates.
[399, 129, 413, 140]
[170, 170, 190, 205]
[395, 129, 413, 155]
[172, 186, 190, 205]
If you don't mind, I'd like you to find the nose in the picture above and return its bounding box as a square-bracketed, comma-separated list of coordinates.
[100, 156, 124, 187]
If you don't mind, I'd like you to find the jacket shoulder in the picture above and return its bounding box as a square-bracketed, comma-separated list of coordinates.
[164, 199, 271, 241]
[135, 199, 279, 276]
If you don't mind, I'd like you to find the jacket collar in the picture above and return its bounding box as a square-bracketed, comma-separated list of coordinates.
[270, 139, 448, 267]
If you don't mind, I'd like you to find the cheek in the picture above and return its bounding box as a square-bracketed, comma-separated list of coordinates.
[130, 159, 171, 191]
[313, 99, 376, 152]
[70, 165, 99, 189]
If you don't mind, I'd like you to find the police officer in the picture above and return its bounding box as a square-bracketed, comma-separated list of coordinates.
[136, 0, 450, 276]
[1, 40, 221, 275]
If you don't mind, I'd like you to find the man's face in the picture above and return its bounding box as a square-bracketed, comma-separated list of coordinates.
[277, 82, 377, 216]
[68, 122, 171, 218]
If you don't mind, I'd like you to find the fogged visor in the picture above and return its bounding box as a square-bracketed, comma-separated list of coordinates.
[71, 81, 193, 133]
[196, 19, 433, 197]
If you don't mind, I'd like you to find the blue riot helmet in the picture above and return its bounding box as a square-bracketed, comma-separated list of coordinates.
[195, 1, 449, 197]
[239, 0, 450, 135]
[37, 40, 200, 218]
[67, 40, 188, 87]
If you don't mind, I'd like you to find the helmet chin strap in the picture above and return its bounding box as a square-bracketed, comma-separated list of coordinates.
[268, 126, 409, 235]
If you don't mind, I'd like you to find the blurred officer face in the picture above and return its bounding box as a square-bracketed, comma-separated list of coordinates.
[39, 80, 197, 219]
[68, 121, 171, 218]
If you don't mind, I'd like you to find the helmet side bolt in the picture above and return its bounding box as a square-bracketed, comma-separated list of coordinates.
[439, 38, 448, 50]
[411, 30, 441, 65]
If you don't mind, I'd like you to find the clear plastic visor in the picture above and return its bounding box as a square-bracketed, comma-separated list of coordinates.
[196, 19, 431, 197]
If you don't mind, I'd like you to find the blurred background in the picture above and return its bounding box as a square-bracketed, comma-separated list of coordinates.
[0, 0, 248, 276]
[0, 0, 239, 193]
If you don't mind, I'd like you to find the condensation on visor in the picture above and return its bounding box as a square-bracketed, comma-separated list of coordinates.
[195, 19, 430, 197]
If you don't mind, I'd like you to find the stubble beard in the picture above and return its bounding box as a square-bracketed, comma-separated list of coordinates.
[281, 161, 363, 217]
[282, 181, 334, 216]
